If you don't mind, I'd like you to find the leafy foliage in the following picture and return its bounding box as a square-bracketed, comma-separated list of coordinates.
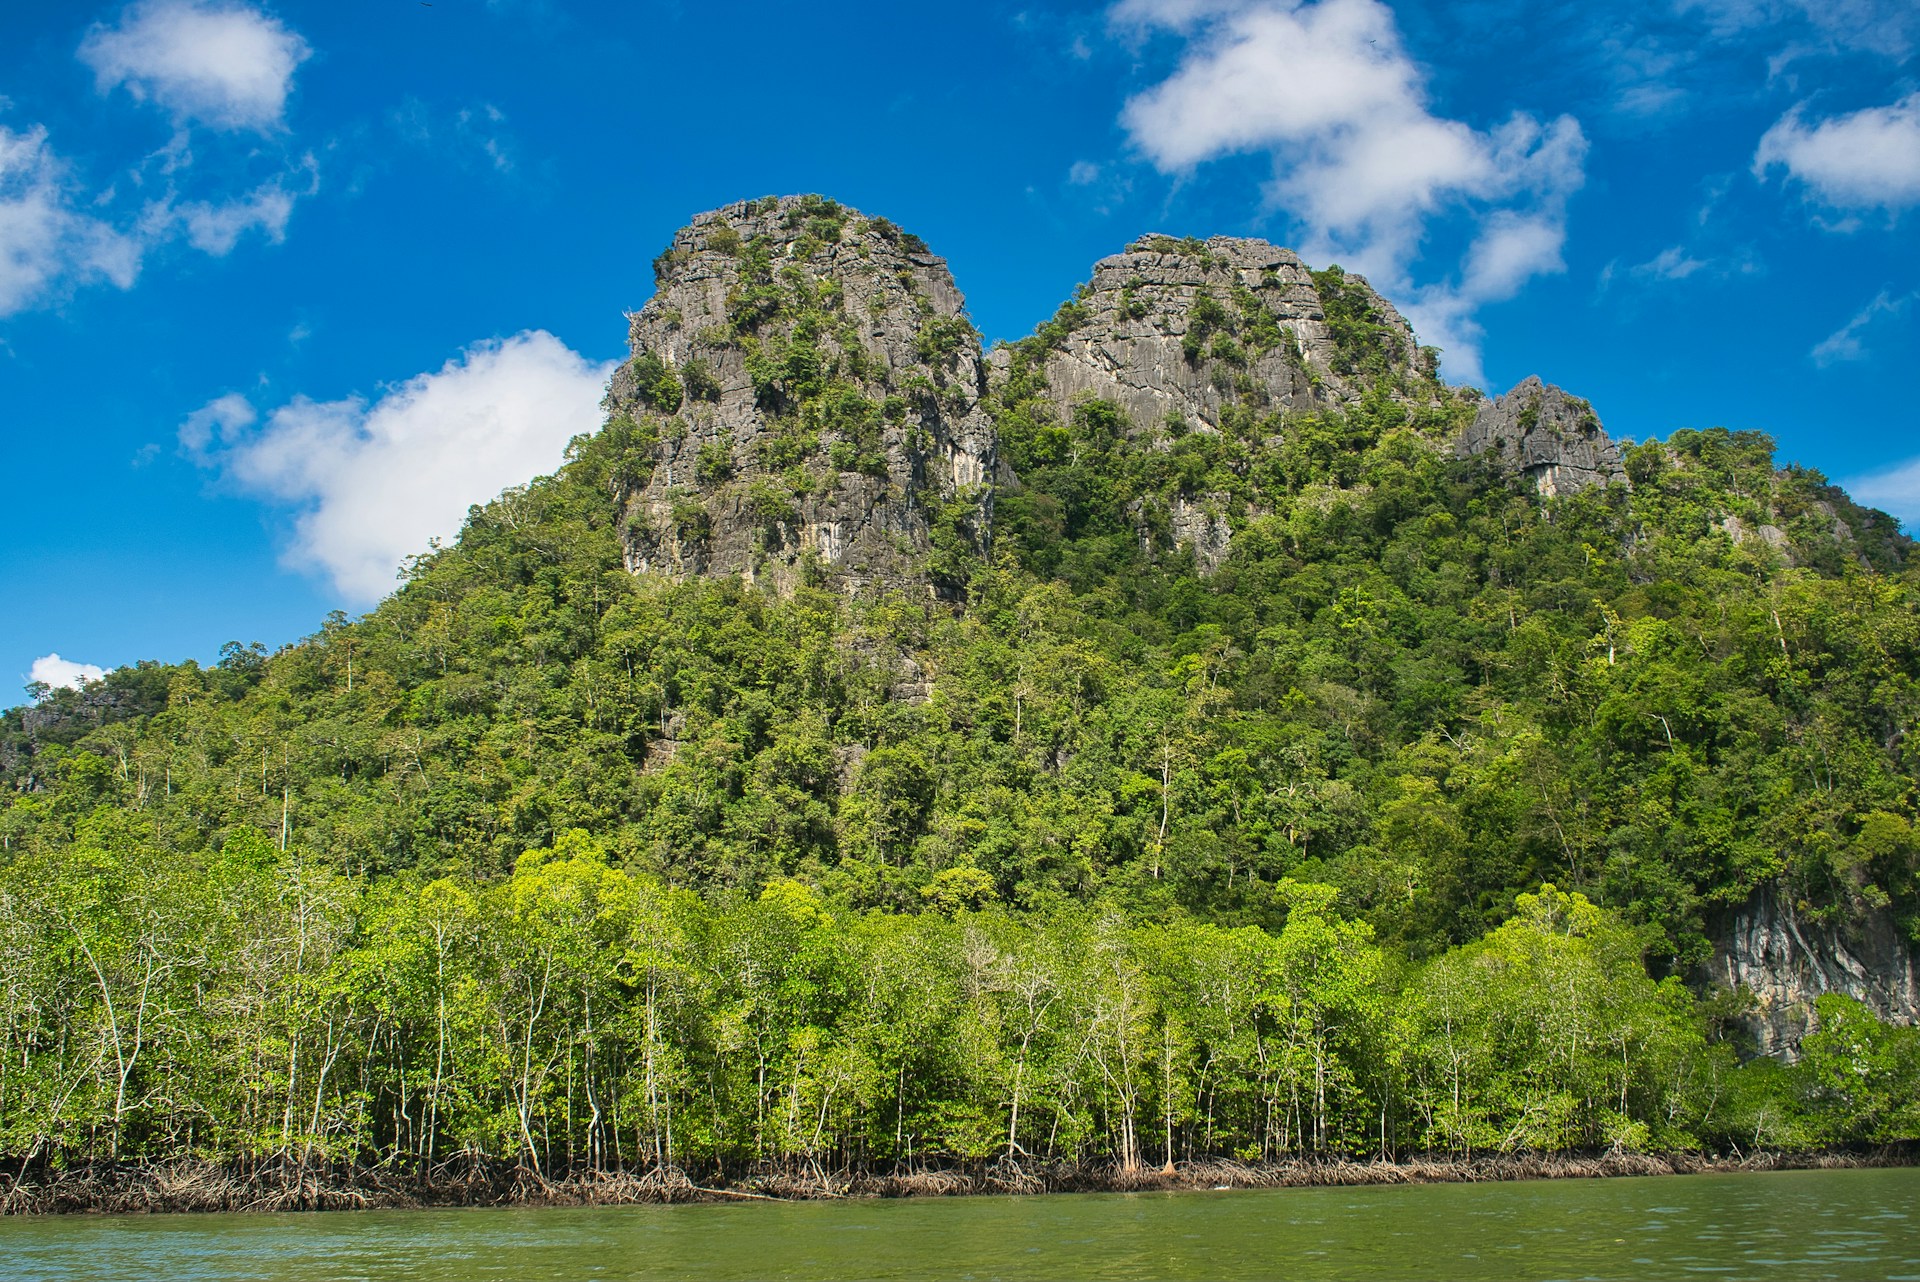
[1310, 265, 1410, 382]
[1, 830, 1909, 1177]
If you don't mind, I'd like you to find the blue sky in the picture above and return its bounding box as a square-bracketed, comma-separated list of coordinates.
[4, 0, 1917, 693]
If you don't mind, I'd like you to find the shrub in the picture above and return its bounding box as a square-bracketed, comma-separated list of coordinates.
[695, 439, 734, 485]
[744, 479, 796, 527]
[915, 316, 975, 368]
[681, 357, 722, 402]
[668, 490, 710, 541]
[630, 351, 684, 412]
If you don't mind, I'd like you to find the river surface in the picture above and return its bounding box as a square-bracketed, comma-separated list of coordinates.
[4, 1167, 1917, 1281]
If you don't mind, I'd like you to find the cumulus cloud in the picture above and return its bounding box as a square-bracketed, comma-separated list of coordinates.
[29, 654, 107, 692]
[79, 0, 311, 133]
[1755, 93, 1920, 212]
[1115, 0, 1586, 381]
[1846, 456, 1920, 529]
[1810, 289, 1913, 365]
[0, 125, 143, 317]
[184, 332, 617, 602]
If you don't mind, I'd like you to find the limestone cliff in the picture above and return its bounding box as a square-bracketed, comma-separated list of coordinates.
[608, 200, 1633, 593]
[1003, 234, 1426, 439]
[986, 235, 1435, 573]
[605, 196, 996, 596]
[1707, 887, 1920, 1058]
[1457, 375, 1628, 496]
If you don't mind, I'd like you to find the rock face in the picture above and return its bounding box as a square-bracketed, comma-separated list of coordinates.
[1013, 234, 1424, 438]
[607, 201, 1624, 593]
[1708, 887, 1920, 1058]
[604, 196, 997, 595]
[1459, 376, 1628, 496]
[982, 235, 1428, 571]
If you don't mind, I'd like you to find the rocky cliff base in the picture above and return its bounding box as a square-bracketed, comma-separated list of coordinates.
[1709, 888, 1920, 1057]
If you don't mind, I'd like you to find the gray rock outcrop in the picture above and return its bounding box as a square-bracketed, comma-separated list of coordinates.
[1459, 376, 1628, 496]
[986, 235, 1426, 572]
[606, 203, 1628, 594]
[1707, 886, 1920, 1058]
[605, 196, 997, 596]
[1014, 234, 1422, 440]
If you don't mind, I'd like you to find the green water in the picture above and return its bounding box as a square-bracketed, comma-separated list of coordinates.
[3, 1168, 1916, 1281]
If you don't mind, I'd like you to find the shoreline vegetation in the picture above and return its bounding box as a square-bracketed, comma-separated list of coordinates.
[6, 848, 1919, 1216]
[6, 1148, 1914, 1216]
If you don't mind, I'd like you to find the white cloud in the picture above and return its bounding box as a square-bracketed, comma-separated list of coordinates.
[1113, 0, 1249, 30]
[186, 332, 617, 602]
[1068, 160, 1102, 185]
[1632, 245, 1710, 281]
[1755, 93, 1920, 211]
[1459, 211, 1568, 301]
[1598, 31, 1694, 118]
[29, 654, 107, 692]
[1846, 456, 1920, 528]
[1115, 0, 1586, 382]
[79, 0, 311, 133]
[139, 156, 316, 255]
[0, 112, 314, 318]
[0, 125, 143, 317]
[1810, 289, 1913, 365]
[458, 105, 515, 174]
[181, 186, 292, 254]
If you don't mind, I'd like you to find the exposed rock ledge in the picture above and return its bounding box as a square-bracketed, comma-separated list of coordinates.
[1708, 885, 1920, 1058]
[1458, 376, 1628, 497]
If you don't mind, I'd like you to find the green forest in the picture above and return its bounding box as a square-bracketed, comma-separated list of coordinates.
[5, 264, 1920, 1192]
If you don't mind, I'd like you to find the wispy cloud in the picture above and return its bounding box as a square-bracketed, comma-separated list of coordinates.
[1678, 0, 1918, 60]
[391, 99, 521, 176]
[79, 0, 311, 134]
[1631, 246, 1711, 281]
[1810, 289, 1914, 365]
[0, 126, 144, 317]
[1113, 0, 1585, 382]
[1597, 240, 1762, 293]
[177, 390, 257, 451]
[142, 154, 319, 255]
[0, 3, 318, 319]
[182, 333, 617, 602]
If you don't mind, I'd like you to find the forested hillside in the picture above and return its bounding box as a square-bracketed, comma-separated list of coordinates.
[4, 199, 1918, 1198]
